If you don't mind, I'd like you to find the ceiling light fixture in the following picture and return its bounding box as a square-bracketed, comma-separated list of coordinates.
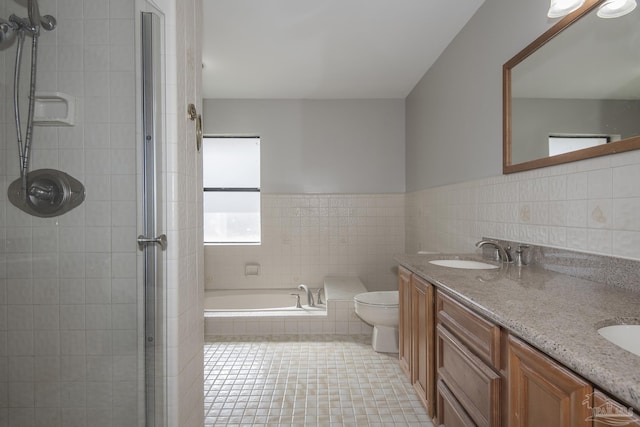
[597, 0, 637, 17]
[547, 0, 585, 18]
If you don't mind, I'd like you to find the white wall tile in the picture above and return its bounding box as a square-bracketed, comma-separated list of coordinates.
[206, 194, 404, 292]
[84, 0, 109, 19]
[407, 151, 640, 261]
[614, 198, 640, 231]
[566, 172, 588, 200]
[612, 164, 640, 198]
[588, 169, 613, 199]
[33, 306, 59, 331]
[612, 230, 640, 259]
[84, 19, 110, 43]
[60, 305, 85, 330]
[32, 280, 59, 305]
[59, 279, 85, 304]
[587, 229, 612, 254]
[85, 304, 111, 330]
[58, 45, 84, 71]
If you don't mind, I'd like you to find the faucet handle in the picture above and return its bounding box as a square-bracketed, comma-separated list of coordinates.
[515, 245, 530, 266]
[290, 293, 302, 308]
[315, 288, 324, 305]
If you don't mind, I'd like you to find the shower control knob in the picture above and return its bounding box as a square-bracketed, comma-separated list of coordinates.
[0, 18, 17, 46]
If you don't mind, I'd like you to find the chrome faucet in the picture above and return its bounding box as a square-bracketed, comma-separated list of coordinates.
[298, 284, 315, 307]
[475, 239, 512, 263]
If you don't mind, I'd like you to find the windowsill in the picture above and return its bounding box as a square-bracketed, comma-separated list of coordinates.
[204, 242, 261, 246]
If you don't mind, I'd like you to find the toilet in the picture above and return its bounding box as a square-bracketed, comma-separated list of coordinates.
[353, 291, 399, 353]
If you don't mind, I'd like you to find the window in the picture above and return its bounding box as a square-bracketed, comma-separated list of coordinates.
[548, 134, 611, 157]
[203, 136, 260, 244]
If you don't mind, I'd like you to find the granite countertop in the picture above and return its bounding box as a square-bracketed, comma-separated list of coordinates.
[395, 253, 640, 411]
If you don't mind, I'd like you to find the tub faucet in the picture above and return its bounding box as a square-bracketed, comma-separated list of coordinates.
[298, 284, 315, 307]
[475, 239, 512, 263]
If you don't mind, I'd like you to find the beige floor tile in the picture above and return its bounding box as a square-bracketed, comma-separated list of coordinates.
[204, 335, 433, 426]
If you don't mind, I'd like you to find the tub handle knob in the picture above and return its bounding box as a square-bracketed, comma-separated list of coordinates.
[290, 293, 302, 309]
[315, 288, 324, 305]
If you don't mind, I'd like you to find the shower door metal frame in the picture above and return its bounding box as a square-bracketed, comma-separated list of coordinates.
[140, 11, 166, 427]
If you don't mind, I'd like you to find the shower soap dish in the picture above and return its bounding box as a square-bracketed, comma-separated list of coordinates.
[33, 91, 75, 126]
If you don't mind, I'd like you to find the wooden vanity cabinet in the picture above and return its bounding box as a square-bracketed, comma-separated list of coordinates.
[399, 264, 639, 427]
[411, 274, 435, 417]
[397, 267, 436, 418]
[592, 390, 640, 427]
[398, 266, 412, 379]
[436, 291, 503, 427]
[508, 334, 592, 427]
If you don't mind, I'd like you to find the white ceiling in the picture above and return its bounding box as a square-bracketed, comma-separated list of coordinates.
[202, 0, 485, 99]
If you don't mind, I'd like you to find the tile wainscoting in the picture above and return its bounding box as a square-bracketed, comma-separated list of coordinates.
[407, 150, 640, 262]
[205, 194, 405, 293]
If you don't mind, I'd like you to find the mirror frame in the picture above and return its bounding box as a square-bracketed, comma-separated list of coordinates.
[503, 0, 640, 174]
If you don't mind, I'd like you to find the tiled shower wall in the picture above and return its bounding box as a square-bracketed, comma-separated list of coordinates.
[163, 0, 204, 425]
[0, 0, 139, 425]
[205, 194, 405, 293]
[406, 150, 640, 262]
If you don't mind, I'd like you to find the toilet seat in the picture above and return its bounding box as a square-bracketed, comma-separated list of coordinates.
[354, 291, 398, 306]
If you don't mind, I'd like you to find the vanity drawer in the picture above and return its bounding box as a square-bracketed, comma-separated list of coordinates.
[437, 290, 501, 369]
[437, 379, 475, 427]
[437, 324, 501, 427]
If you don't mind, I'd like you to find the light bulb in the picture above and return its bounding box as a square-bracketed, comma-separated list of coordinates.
[547, 0, 586, 18]
[597, 0, 637, 18]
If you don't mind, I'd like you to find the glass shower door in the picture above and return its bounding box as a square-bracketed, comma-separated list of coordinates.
[140, 11, 167, 427]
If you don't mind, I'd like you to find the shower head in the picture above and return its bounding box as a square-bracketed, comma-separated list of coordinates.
[28, 0, 56, 31]
[0, 18, 17, 47]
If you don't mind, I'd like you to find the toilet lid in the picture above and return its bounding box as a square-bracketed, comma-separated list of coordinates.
[354, 291, 399, 306]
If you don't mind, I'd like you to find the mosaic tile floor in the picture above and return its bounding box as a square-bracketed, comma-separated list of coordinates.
[204, 335, 434, 427]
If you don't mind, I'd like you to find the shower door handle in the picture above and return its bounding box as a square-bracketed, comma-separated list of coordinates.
[137, 234, 167, 251]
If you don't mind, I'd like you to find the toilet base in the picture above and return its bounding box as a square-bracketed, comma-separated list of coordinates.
[371, 325, 398, 353]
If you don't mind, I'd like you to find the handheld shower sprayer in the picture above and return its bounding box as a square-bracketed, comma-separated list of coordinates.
[2, 0, 84, 218]
[0, 0, 56, 49]
[27, 0, 56, 32]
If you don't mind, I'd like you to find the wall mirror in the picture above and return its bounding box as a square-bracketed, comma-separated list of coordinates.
[503, 0, 640, 174]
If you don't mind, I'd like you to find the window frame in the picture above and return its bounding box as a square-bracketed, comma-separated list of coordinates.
[202, 135, 261, 245]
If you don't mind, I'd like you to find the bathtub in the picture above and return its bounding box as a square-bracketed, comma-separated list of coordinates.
[204, 289, 326, 313]
[204, 278, 372, 337]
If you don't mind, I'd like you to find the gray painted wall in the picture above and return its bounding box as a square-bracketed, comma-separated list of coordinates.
[511, 98, 640, 164]
[203, 99, 405, 193]
[406, 0, 557, 191]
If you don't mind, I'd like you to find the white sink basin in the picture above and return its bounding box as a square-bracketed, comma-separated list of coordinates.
[428, 259, 499, 270]
[598, 325, 640, 356]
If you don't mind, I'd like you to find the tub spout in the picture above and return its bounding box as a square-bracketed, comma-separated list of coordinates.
[298, 284, 315, 307]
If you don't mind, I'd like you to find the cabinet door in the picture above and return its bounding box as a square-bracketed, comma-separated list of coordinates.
[592, 390, 640, 427]
[412, 274, 435, 418]
[508, 335, 592, 427]
[398, 266, 412, 378]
